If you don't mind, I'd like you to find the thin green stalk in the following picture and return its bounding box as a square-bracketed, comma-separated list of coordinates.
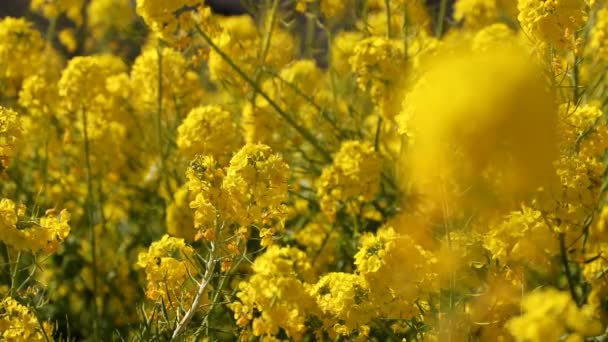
[81, 107, 100, 339]
[572, 55, 582, 102]
[403, 1, 410, 43]
[374, 117, 383, 152]
[156, 45, 167, 190]
[304, 9, 317, 58]
[259, 0, 280, 65]
[195, 25, 332, 162]
[436, 0, 449, 37]
[16, 256, 39, 292]
[9, 251, 21, 297]
[35, 310, 51, 342]
[200, 251, 245, 338]
[560, 233, 581, 306]
[2, 243, 11, 287]
[385, 0, 392, 38]
[171, 242, 217, 340]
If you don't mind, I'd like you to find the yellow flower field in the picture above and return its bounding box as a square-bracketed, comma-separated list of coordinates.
[1, 0, 608, 340]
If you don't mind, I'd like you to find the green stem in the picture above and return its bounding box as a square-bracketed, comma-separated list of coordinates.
[384, 0, 392, 38]
[304, 9, 316, 58]
[259, 0, 280, 65]
[156, 45, 167, 190]
[81, 107, 100, 339]
[195, 25, 331, 162]
[560, 233, 581, 306]
[436, 0, 449, 37]
[572, 55, 581, 102]
[374, 117, 383, 152]
[9, 251, 21, 297]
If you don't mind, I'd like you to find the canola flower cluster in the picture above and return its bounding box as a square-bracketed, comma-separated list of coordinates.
[3, 0, 608, 340]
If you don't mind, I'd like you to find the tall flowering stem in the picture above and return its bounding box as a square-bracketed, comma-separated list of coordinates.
[81, 106, 99, 339]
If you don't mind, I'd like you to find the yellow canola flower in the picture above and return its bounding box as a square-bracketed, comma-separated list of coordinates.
[0, 296, 54, 341]
[223, 143, 289, 246]
[308, 272, 374, 337]
[0, 199, 71, 254]
[354, 226, 437, 318]
[317, 140, 381, 221]
[0, 17, 45, 82]
[135, 235, 197, 308]
[18, 73, 61, 119]
[545, 104, 608, 228]
[506, 288, 602, 341]
[230, 245, 317, 340]
[58, 54, 127, 113]
[186, 155, 224, 235]
[331, 31, 364, 76]
[131, 46, 201, 117]
[0, 106, 21, 162]
[176, 105, 239, 161]
[589, 7, 608, 60]
[349, 36, 406, 120]
[208, 15, 295, 94]
[517, 0, 587, 51]
[135, 0, 211, 41]
[483, 205, 558, 267]
[398, 46, 557, 210]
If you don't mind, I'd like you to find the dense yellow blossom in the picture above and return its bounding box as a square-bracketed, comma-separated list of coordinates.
[517, 0, 588, 51]
[0, 18, 45, 83]
[186, 155, 224, 236]
[176, 105, 239, 161]
[0, 296, 53, 341]
[0, 199, 71, 253]
[223, 143, 289, 246]
[484, 205, 558, 267]
[331, 31, 364, 75]
[18, 73, 61, 118]
[230, 246, 317, 339]
[542, 104, 608, 230]
[208, 16, 295, 94]
[590, 8, 608, 60]
[135, 0, 211, 42]
[398, 46, 557, 210]
[135, 235, 197, 308]
[3, 0, 608, 340]
[317, 141, 381, 221]
[58, 54, 127, 113]
[241, 93, 286, 149]
[308, 272, 373, 336]
[0, 106, 21, 161]
[506, 288, 602, 341]
[349, 37, 406, 119]
[355, 226, 437, 318]
[130, 46, 201, 117]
